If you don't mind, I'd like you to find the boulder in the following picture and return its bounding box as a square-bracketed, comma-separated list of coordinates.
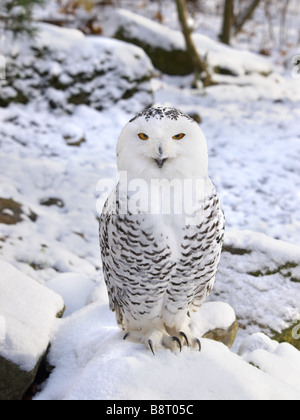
[193, 301, 238, 349]
[0, 353, 45, 401]
[0, 23, 154, 113]
[214, 230, 300, 350]
[203, 319, 239, 349]
[102, 9, 272, 77]
[0, 260, 64, 400]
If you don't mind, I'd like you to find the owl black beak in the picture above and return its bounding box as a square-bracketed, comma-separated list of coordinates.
[154, 158, 168, 168]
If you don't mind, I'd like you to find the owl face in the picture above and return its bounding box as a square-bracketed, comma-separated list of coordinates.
[117, 107, 208, 181]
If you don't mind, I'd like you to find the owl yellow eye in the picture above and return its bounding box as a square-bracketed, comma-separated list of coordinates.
[138, 133, 149, 141]
[172, 133, 186, 140]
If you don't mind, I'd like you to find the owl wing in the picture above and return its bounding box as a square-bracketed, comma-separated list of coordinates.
[193, 191, 225, 309]
[174, 188, 225, 313]
[99, 188, 122, 321]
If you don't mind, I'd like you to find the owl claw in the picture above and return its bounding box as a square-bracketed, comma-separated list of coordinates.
[148, 339, 155, 356]
[195, 338, 201, 352]
[179, 331, 189, 347]
[123, 332, 129, 341]
[172, 336, 182, 352]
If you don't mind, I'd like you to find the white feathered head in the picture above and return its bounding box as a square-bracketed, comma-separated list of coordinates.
[117, 107, 208, 182]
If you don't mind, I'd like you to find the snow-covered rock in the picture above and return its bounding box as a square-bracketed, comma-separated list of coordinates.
[0, 197, 37, 225]
[240, 333, 300, 393]
[34, 301, 300, 400]
[0, 260, 64, 400]
[1, 23, 154, 113]
[214, 230, 300, 349]
[199, 302, 239, 348]
[103, 9, 272, 77]
[103, 8, 192, 76]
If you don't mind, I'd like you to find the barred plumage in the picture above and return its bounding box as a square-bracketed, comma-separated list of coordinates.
[99, 107, 225, 353]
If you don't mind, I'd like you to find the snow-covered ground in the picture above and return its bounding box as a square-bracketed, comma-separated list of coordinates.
[0, 0, 300, 401]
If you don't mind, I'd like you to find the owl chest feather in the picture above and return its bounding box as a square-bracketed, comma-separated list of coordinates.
[102, 189, 221, 278]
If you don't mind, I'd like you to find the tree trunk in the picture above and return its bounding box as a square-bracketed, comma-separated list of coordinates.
[174, 0, 212, 87]
[220, 0, 234, 45]
[234, 0, 261, 36]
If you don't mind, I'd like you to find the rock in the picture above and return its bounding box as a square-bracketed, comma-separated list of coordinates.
[62, 123, 86, 147]
[0, 198, 23, 225]
[213, 230, 300, 350]
[63, 134, 86, 147]
[272, 324, 300, 351]
[187, 112, 202, 124]
[203, 319, 239, 349]
[0, 260, 65, 400]
[102, 9, 272, 77]
[40, 198, 65, 208]
[0, 353, 45, 401]
[193, 301, 238, 349]
[0, 198, 37, 225]
[1, 23, 154, 113]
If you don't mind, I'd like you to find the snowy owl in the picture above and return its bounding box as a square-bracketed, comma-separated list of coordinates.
[99, 107, 225, 354]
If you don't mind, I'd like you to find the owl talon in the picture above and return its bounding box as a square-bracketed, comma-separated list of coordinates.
[172, 336, 182, 352]
[148, 339, 155, 356]
[195, 338, 201, 352]
[123, 332, 129, 341]
[179, 331, 189, 347]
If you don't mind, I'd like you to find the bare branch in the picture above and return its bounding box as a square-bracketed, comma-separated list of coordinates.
[174, 0, 212, 86]
[234, 0, 261, 36]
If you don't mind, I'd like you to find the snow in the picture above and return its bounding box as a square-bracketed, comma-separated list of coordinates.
[241, 334, 300, 393]
[225, 230, 300, 265]
[47, 273, 96, 317]
[0, 2, 300, 400]
[37, 22, 85, 49]
[194, 302, 236, 337]
[103, 8, 185, 51]
[34, 302, 300, 401]
[0, 316, 6, 341]
[194, 35, 271, 77]
[0, 260, 64, 372]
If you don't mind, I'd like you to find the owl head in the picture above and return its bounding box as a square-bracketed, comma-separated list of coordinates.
[116, 107, 208, 181]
